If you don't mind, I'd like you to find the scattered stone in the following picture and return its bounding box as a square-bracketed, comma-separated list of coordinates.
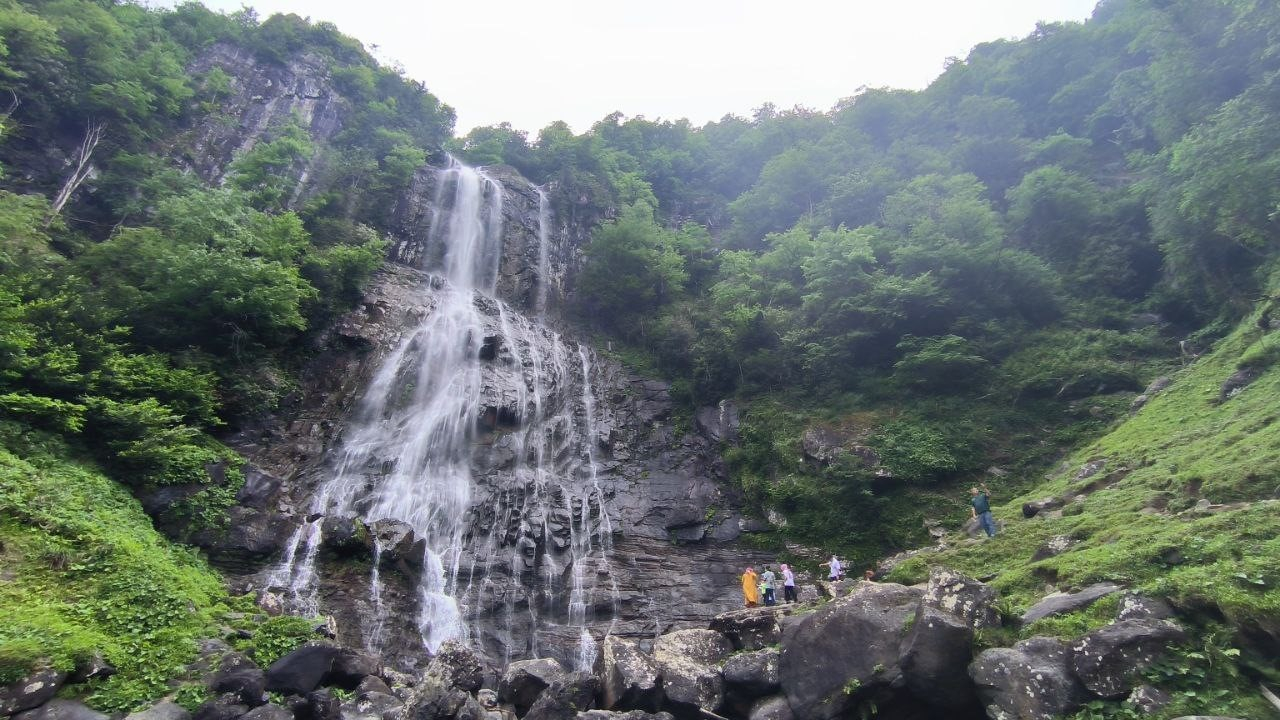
[319, 516, 371, 557]
[522, 672, 598, 720]
[1219, 367, 1261, 402]
[498, 658, 566, 716]
[1022, 497, 1065, 519]
[211, 652, 266, 707]
[125, 702, 191, 720]
[899, 605, 981, 714]
[256, 592, 284, 616]
[1021, 583, 1123, 625]
[1031, 534, 1077, 562]
[919, 567, 1001, 629]
[653, 629, 733, 716]
[191, 699, 249, 720]
[238, 705, 292, 720]
[1125, 684, 1171, 714]
[1071, 619, 1187, 698]
[722, 648, 780, 699]
[746, 695, 793, 720]
[0, 668, 68, 717]
[300, 689, 341, 720]
[13, 700, 107, 720]
[600, 636, 660, 712]
[1115, 593, 1176, 622]
[264, 643, 341, 695]
[69, 655, 116, 684]
[970, 637, 1088, 720]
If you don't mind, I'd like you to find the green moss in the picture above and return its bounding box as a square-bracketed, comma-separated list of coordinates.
[0, 446, 230, 712]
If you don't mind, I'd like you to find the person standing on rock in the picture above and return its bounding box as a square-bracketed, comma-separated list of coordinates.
[821, 555, 843, 581]
[780, 563, 797, 603]
[760, 566, 777, 606]
[970, 482, 997, 537]
[742, 566, 760, 607]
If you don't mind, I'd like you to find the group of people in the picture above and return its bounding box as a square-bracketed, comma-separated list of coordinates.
[740, 563, 798, 607]
[739, 485, 999, 608]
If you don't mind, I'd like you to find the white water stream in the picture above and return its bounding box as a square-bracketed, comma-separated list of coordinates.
[269, 160, 616, 665]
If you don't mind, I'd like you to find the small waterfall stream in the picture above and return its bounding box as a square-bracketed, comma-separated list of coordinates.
[269, 159, 618, 664]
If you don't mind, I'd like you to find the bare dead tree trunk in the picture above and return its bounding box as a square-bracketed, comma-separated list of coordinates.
[45, 119, 105, 228]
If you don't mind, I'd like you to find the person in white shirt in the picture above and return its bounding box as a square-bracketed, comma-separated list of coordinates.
[821, 555, 843, 581]
[780, 563, 797, 603]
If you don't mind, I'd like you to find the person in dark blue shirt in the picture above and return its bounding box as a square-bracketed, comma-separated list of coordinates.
[970, 483, 997, 537]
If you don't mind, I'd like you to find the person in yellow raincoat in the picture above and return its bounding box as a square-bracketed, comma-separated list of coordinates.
[742, 566, 760, 607]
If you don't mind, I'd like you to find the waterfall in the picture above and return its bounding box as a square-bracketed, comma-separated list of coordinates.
[269, 158, 619, 663]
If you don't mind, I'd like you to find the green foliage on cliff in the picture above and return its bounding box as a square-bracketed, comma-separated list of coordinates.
[0, 437, 234, 711]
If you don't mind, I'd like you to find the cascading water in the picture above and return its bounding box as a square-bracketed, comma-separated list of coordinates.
[269, 158, 619, 664]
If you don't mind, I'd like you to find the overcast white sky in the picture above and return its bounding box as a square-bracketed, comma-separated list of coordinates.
[176, 0, 1100, 136]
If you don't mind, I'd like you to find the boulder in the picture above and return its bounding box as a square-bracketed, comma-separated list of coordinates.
[338, 691, 402, 720]
[498, 658, 566, 716]
[899, 605, 981, 713]
[13, 700, 107, 720]
[1115, 593, 1176, 622]
[778, 582, 922, 720]
[970, 637, 1088, 720]
[746, 696, 792, 720]
[191, 700, 248, 720]
[1020, 583, 1123, 625]
[356, 676, 393, 698]
[708, 607, 787, 650]
[125, 702, 191, 720]
[69, 655, 116, 684]
[1219, 367, 1261, 402]
[1022, 497, 1065, 519]
[264, 643, 341, 695]
[320, 516, 371, 557]
[210, 652, 267, 707]
[600, 636, 661, 712]
[0, 667, 67, 716]
[370, 520, 426, 571]
[919, 567, 1001, 629]
[1031, 535, 1077, 562]
[328, 650, 381, 690]
[422, 642, 486, 694]
[1071, 619, 1187, 698]
[522, 672, 599, 720]
[653, 629, 733, 716]
[238, 705, 292, 720]
[299, 690, 341, 720]
[1125, 685, 1171, 714]
[722, 648, 780, 699]
[576, 707, 675, 712]
[399, 643, 489, 720]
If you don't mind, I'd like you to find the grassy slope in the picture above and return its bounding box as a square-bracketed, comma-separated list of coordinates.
[0, 432, 237, 713]
[884, 300, 1280, 718]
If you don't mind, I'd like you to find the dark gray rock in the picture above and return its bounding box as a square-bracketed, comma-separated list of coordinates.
[1071, 619, 1187, 698]
[599, 636, 660, 712]
[238, 705, 292, 720]
[421, 643, 486, 695]
[191, 700, 249, 720]
[1125, 684, 1171, 714]
[746, 695, 793, 720]
[573, 707, 670, 712]
[0, 668, 67, 716]
[339, 691, 402, 720]
[69, 655, 116, 684]
[708, 607, 788, 651]
[652, 629, 733, 716]
[329, 650, 381, 691]
[320, 516, 371, 557]
[211, 652, 266, 707]
[1021, 583, 1123, 625]
[13, 700, 107, 720]
[722, 648, 780, 699]
[300, 690, 341, 720]
[125, 702, 191, 720]
[920, 567, 1001, 629]
[522, 672, 598, 720]
[694, 402, 739, 444]
[369, 520, 425, 572]
[899, 605, 981, 713]
[356, 676, 394, 698]
[1115, 592, 1176, 622]
[264, 643, 340, 695]
[1219, 367, 1261, 402]
[970, 637, 1088, 720]
[1031, 535, 1077, 562]
[778, 582, 922, 720]
[498, 658, 566, 716]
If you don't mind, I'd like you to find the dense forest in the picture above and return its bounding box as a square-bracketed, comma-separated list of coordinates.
[1, 0, 1279, 717]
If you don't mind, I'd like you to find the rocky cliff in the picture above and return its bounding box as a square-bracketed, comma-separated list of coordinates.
[175, 44, 774, 674]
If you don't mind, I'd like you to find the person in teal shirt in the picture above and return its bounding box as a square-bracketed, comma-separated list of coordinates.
[970, 483, 997, 537]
